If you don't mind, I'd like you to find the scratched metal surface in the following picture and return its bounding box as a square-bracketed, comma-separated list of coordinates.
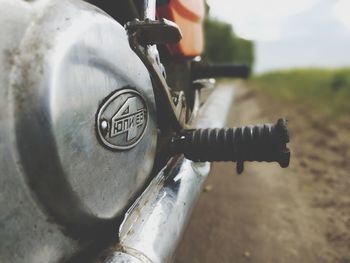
[0, 0, 157, 261]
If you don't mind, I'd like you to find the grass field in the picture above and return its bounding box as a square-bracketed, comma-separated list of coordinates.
[250, 68, 350, 116]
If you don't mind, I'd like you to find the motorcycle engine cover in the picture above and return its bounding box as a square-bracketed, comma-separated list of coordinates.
[10, 0, 157, 229]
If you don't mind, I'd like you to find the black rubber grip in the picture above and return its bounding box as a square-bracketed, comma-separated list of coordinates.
[192, 63, 251, 79]
[171, 119, 290, 168]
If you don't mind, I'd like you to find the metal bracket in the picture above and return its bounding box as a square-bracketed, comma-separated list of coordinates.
[125, 19, 187, 131]
[126, 18, 182, 45]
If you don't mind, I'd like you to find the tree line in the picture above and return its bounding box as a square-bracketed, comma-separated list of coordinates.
[202, 15, 255, 69]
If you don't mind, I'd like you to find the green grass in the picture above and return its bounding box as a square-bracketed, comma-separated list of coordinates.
[250, 68, 350, 116]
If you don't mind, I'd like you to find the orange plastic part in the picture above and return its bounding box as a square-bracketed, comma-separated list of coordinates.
[157, 0, 205, 57]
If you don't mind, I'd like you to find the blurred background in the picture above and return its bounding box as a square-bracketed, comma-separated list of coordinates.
[175, 1, 350, 262]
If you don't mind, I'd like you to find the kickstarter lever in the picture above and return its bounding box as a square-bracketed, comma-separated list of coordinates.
[192, 62, 251, 80]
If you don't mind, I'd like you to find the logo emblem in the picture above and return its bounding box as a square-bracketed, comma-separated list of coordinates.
[96, 89, 148, 150]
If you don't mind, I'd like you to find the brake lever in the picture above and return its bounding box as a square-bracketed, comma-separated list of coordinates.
[126, 18, 187, 131]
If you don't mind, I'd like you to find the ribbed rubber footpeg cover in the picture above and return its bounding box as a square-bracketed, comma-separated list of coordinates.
[171, 119, 290, 174]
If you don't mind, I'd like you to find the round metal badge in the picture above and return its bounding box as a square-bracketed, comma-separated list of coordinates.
[96, 89, 148, 150]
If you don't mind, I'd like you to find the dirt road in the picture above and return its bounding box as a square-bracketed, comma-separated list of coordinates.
[175, 83, 350, 263]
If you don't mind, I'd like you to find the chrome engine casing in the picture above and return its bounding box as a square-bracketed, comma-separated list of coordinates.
[0, 0, 157, 261]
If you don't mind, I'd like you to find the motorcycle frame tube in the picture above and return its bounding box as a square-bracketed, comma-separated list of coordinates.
[101, 85, 235, 263]
[143, 0, 156, 19]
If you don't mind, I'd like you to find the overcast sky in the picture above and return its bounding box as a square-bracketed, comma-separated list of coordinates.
[207, 0, 350, 73]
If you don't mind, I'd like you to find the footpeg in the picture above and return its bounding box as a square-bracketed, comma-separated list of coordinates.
[171, 119, 290, 174]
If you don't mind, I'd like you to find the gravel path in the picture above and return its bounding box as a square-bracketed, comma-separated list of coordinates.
[175, 83, 350, 263]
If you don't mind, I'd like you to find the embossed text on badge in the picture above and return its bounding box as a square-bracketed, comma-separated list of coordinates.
[96, 89, 148, 150]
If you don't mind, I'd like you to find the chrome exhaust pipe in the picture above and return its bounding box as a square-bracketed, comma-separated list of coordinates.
[102, 85, 234, 263]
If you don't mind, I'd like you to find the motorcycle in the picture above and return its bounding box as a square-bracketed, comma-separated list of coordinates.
[0, 0, 290, 262]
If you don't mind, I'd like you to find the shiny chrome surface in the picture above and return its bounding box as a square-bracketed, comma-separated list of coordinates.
[0, 0, 157, 261]
[103, 85, 235, 263]
[143, 0, 156, 19]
